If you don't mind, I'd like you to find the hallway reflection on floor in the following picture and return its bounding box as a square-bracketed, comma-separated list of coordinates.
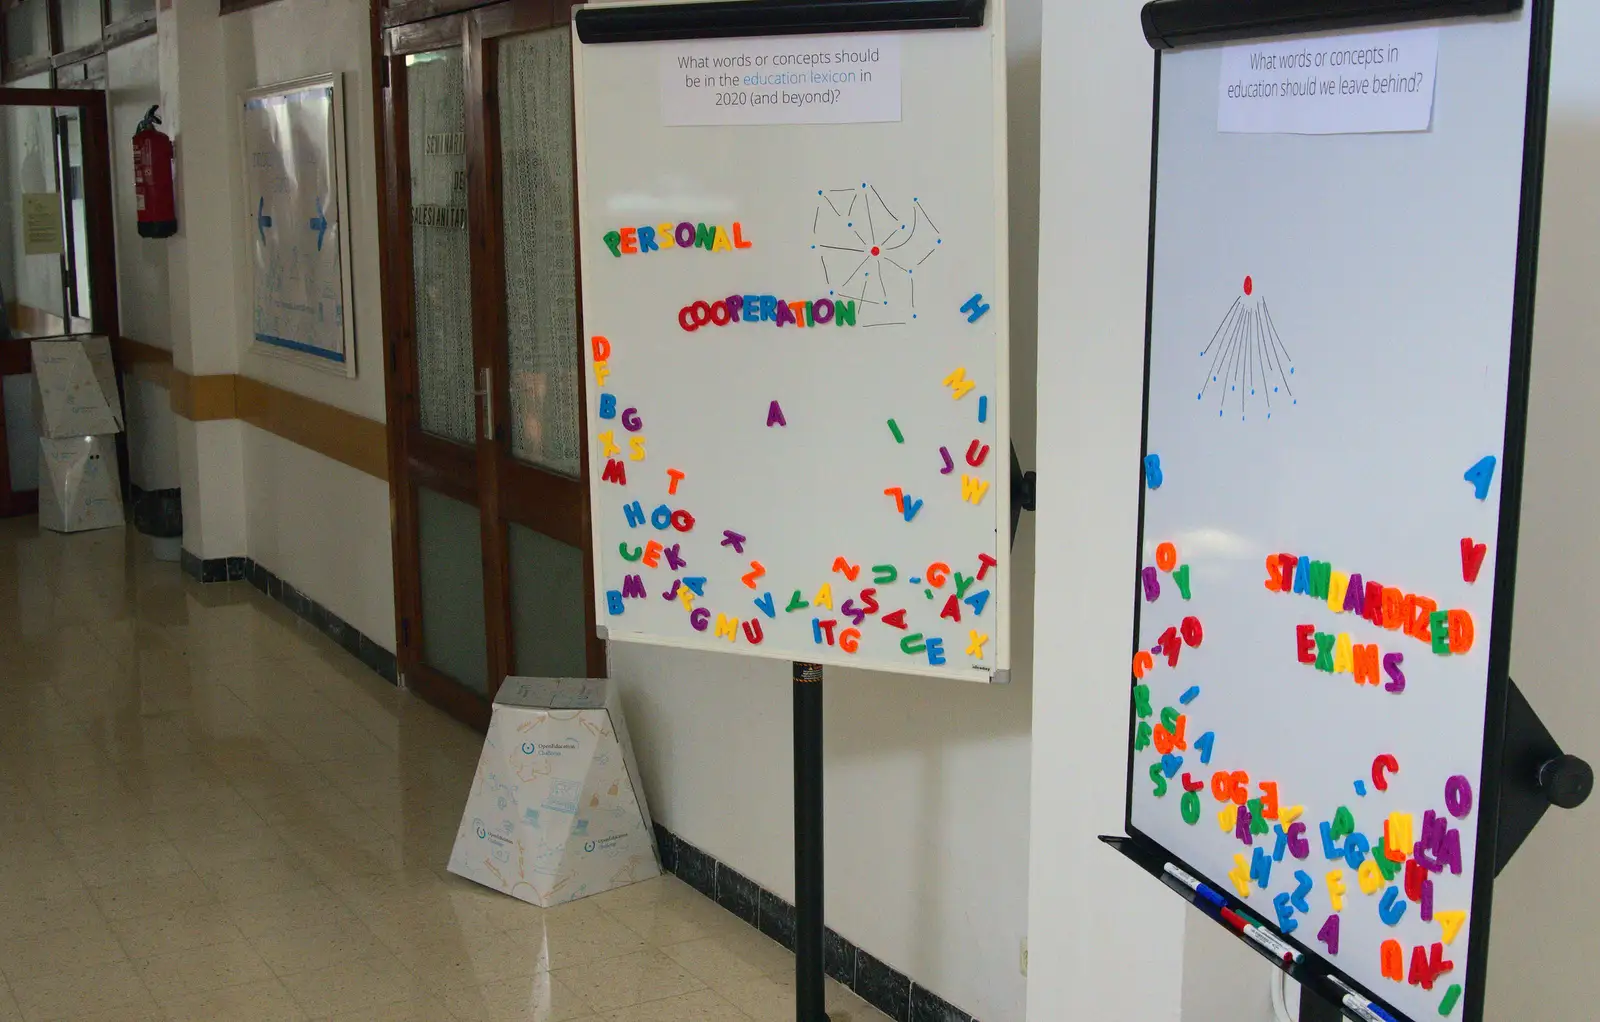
[0, 519, 887, 1022]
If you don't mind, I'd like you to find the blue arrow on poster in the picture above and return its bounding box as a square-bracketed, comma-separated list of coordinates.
[309, 198, 329, 251]
[257, 196, 272, 243]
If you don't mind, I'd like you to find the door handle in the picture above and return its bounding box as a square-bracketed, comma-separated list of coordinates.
[473, 367, 494, 441]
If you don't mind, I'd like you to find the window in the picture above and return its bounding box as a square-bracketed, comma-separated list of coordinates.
[5, 0, 49, 65]
[3, 0, 159, 83]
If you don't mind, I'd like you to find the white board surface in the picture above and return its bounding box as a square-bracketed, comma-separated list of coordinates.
[1129, 9, 1536, 1021]
[242, 75, 356, 375]
[573, 4, 1010, 681]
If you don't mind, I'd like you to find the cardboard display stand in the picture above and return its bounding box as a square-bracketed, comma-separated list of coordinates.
[38, 435, 123, 534]
[31, 338, 123, 438]
[448, 677, 659, 908]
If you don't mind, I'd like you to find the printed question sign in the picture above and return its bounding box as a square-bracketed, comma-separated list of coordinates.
[1218, 26, 1440, 135]
[660, 33, 902, 126]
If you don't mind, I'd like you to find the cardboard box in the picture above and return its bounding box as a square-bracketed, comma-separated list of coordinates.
[448, 677, 660, 908]
[38, 435, 124, 533]
[31, 337, 123, 438]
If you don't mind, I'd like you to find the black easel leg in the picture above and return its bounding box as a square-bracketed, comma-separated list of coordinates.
[1299, 985, 1343, 1022]
[794, 661, 828, 1022]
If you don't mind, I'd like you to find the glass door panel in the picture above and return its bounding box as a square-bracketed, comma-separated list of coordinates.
[499, 28, 580, 479]
[416, 486, 489, 694]
[508, 522, 587, 678]
[4, 97, 65, 337]
[406, 49, 477, 446]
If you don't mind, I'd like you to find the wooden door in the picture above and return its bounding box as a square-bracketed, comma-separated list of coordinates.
[0, 87, 119, 518]
[379, 1, 599, 730]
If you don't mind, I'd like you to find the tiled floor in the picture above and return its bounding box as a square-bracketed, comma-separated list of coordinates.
[0, 519, 889, 1022]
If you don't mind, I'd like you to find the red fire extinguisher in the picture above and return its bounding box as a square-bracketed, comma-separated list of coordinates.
[133, 105, 177, 238]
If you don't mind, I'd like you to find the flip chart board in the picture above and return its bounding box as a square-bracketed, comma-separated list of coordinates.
[243, 74, 356, 376]
[573, 0, 1010, 681]
[1122, 2, 1549, 1019]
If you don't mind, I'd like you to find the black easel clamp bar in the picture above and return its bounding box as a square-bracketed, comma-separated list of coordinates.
[576, 0, 986, 44]
[1140, 0, 1520, 50]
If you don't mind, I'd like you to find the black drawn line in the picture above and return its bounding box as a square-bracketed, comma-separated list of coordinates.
[1200, 296, 1242, 356]
[871, 186, 898, 222]
[840, 256, 870, 287]
[1263, 300, 1294, 364]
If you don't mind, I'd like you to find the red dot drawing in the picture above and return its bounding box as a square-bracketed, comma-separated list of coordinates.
[1243, 275, 1253, 296]
[871, 246, 881, 256]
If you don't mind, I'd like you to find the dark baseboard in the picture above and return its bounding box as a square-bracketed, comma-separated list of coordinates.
[651, 823, 979, 1022]
[180, 551, 398, 686]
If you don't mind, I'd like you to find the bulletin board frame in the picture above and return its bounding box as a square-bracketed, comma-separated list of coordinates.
[241, 72, 358, 378]
[1110, 1, 1554, 1020]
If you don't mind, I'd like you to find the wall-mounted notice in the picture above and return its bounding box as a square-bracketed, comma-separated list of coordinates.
[22, 193, 63, 255]
[1218, 26, 1439, 135]
[241, 73, 357, 376]
[660, 33, 901, 126]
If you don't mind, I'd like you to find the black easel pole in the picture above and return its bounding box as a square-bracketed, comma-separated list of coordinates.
[794, 661, 828, 1022]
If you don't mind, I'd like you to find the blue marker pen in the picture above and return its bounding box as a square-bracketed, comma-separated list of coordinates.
[1162, 862, 1226, 910]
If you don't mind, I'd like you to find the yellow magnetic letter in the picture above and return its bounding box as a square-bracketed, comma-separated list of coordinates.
[713, 614, 739, 641]
[1437, 910, 1467, 945]
[1327, 571, 1350, 613]
[629, 436, 647, 461]
[598, 431, 620, 457]
[966, 631, 989, 658]
[1385, 812, 1414, 861]
[1333, 632, 1353, 674]
[1227, 854, 1252, 897]
[961, 475, 991, 505]
[942, 367, 976, 400]
[1326, 870, 1346, 912]
[811, 583, 833, 610]
[1357, 859, 1383, 895]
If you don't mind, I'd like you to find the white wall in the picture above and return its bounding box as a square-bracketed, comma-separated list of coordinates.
[242, 424, 396, 647]
[153, 0, 392, 643]
[109, 35, 171, 348]
[124, 375, 180, 491]
[221, 0, 393, 642]
[609, 1, 1041, 1018]
[1028, 4, 1600, 1022]
[1024, 1, 1188, 1020]
[107, 34, 183, 494]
